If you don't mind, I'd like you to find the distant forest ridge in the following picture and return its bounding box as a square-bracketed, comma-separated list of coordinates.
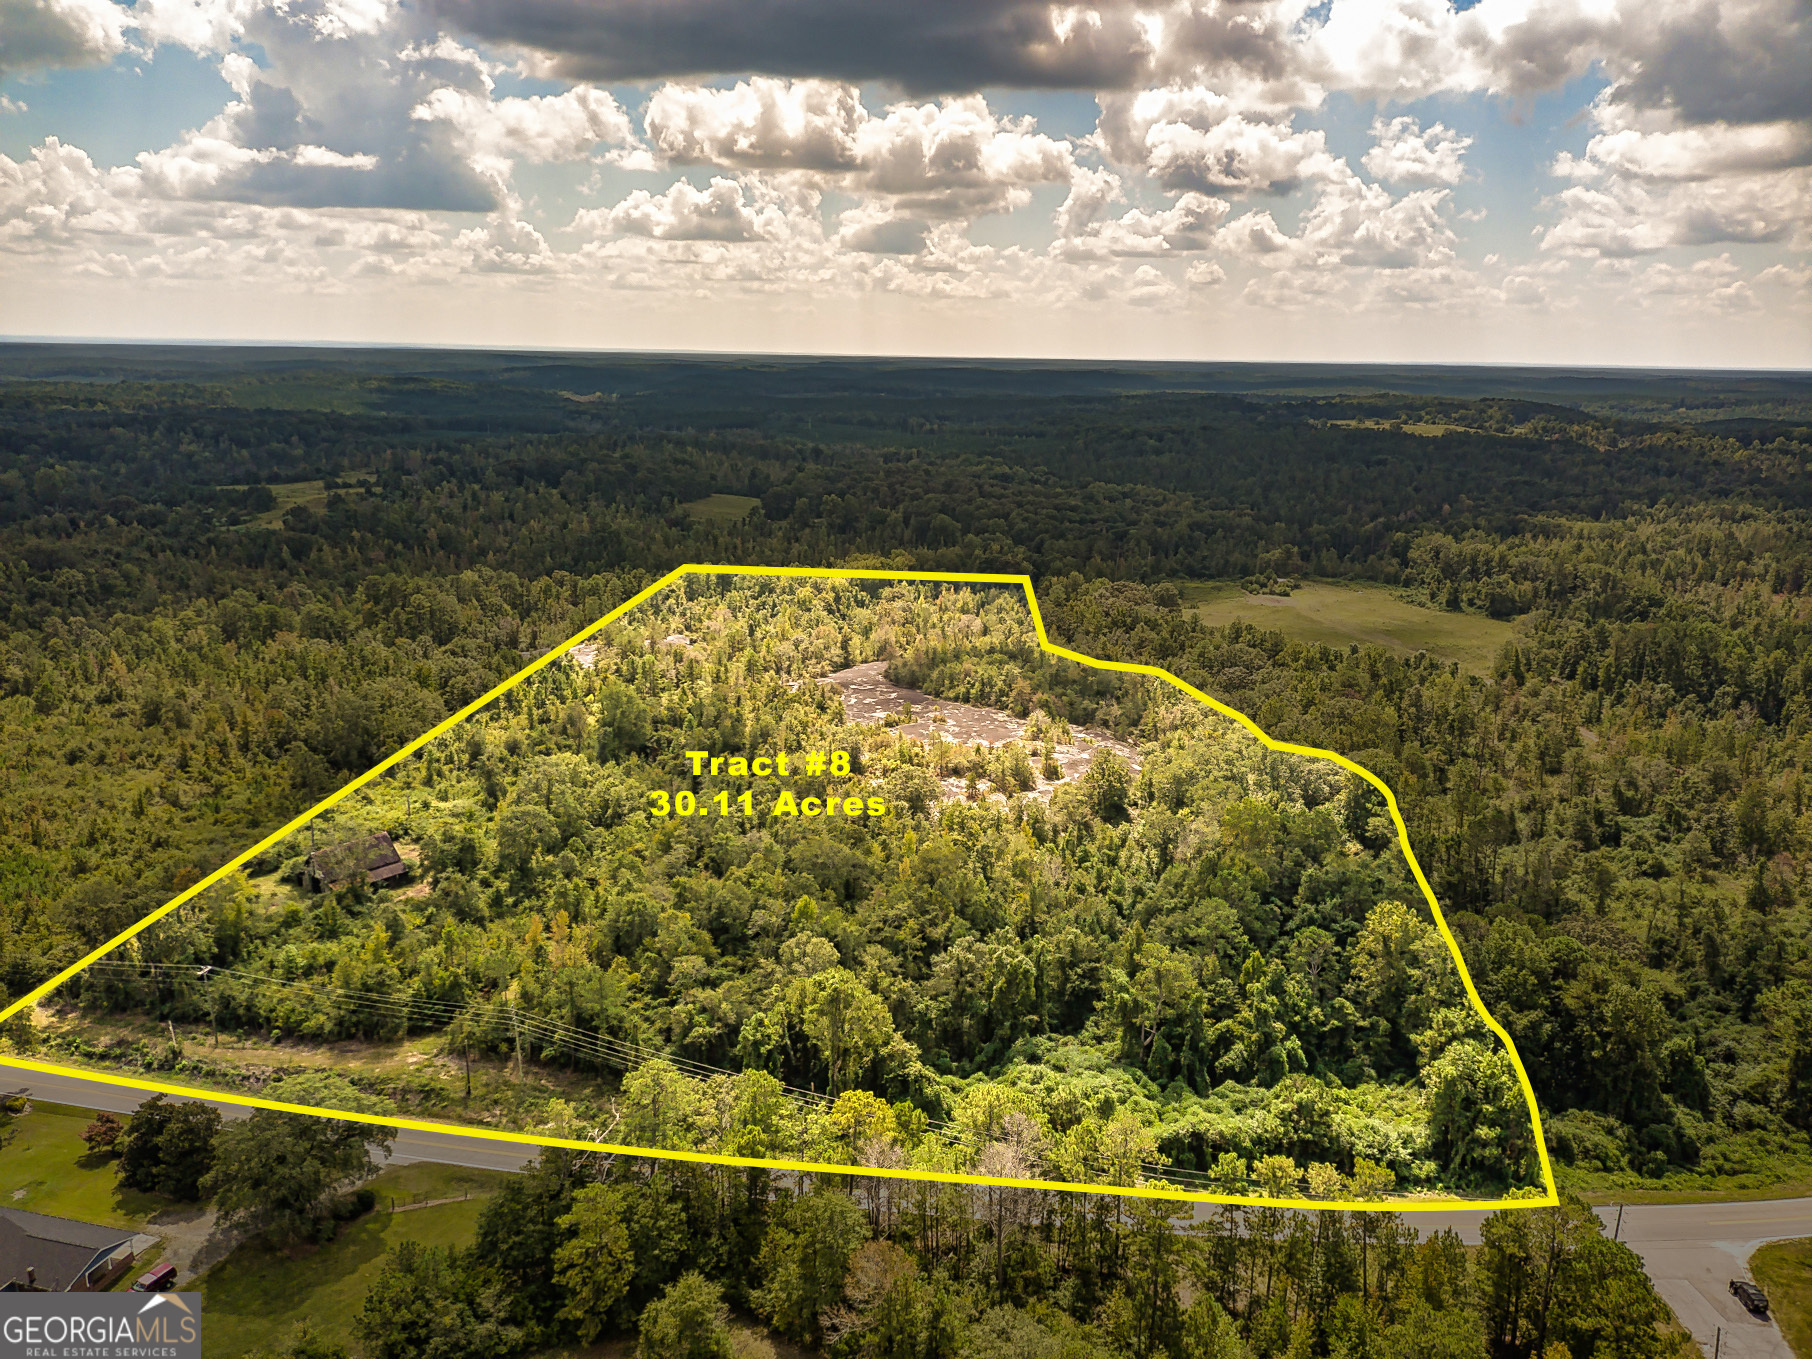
[0, 342, 1808, 425]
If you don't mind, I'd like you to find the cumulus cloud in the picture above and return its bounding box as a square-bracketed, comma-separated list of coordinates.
[648, 80, 1073, 219]
[1096, 88, 1337, 195]
[411, 84, 647, 178]
[645, 78, 865, 171]
[834, 203, 932, 255]
[576, 175, 809, 243]
[413, 0, 1804, 122]
[1213, 164, 1458, 286]
[1555, 117, 1812, 182]
[1363, 116, 1471, 185]
[1, 0, 1805, 346]
[1052, 169, 1228, 255]
[425, 0, 1165, 93]
[0, 0, 127, 76]
[1542, 172, 1810, 255]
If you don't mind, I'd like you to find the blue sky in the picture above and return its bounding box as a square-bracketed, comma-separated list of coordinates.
[0, 0, 1805, 365]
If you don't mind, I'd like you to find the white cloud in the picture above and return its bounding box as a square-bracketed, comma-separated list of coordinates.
[1185, 258, 1225, 286]
[1542, 171, 1811, 255]
[1500, 273, 1550, 306]
[131, 0, 258, 53]
[645, 78, 865, 171]
[855, 96, 1072, 216]
[1053, 170, 1229, 256]
[1303, 170, 1457, 268]
[1125, 262, 1174, 306]
[1, 0, 1807, 358]
[1096, 88, 1338, 195]
[835, 203, 932, 255]
[411, 85, 646, 180]
[1363, 116, 1471, 186]
[1216, 208, 1296, 260]
[1556, 118, 1812, 182]
[646, 80, 1073, 219]
[292, 145, 380, 169]
[578, 176, 795, 242]
[0, 0, 127, 76]
[1241, 268, 1348, 309]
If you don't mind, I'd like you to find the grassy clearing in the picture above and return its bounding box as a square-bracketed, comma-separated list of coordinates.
[41, 1002, 609, 1130]
[681, 492, 760, 523]
[1562, 1166, 1812, 1206]
[1180, 580, 1515, 675]
[220, 380, 379, 413]
[361, 1160, 511, 1207]
[1325, 418, 1493, 437]
[198, 1173, 498, 1359]
[1752, 1239, 1812, 1359]
[219, 475, 374, 528]
[0, 1099, 168, 1228]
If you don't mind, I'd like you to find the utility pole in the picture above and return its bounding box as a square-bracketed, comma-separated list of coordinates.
[513, 1008, 525, 1094]
[1613, 1203, 1624, 1241]
[1713, 1328, 1721, 1359]
[197, 967, 216, 1047]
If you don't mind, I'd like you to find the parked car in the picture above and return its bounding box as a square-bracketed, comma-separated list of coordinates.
[1730, 1280, 1770, 1315]
[130, 1263, 177, 1292]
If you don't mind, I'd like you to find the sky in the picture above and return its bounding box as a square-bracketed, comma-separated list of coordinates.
[0, 0, 1807, 366]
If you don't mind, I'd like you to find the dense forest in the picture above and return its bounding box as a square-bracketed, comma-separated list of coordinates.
[1, 358, 1810, 1210]
[72, 1078, 1685, 1359]
[312, 1150, 1685, 1359]
[47, 577, 1541, 1198]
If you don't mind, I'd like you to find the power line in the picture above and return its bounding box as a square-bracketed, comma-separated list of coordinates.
[78, 959, 1292, 1197]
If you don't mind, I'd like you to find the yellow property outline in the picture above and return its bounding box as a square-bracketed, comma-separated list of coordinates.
[0, 565, 1557, 1212]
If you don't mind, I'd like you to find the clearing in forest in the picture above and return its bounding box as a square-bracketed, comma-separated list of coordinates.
[1181, 580, 1516, 675]
[1, 567, 1555, 1210]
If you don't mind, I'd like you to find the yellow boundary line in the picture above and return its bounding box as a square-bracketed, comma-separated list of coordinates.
[0, 565, 1557, 1212]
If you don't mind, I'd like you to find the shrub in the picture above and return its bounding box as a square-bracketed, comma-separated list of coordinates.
[81, 1112, 125, 1155]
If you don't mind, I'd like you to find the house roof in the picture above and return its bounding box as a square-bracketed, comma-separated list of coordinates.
[305, 831, 407, 890]
[0, 1209, 131, 1292]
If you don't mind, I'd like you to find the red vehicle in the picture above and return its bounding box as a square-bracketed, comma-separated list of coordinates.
[130, 1263, 177, 1292]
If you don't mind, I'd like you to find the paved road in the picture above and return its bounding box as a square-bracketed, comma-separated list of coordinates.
[4, 1062, 1805, 1358]
[0, 1060, 541, 1174]
[1372, 1202, 1808, 1359]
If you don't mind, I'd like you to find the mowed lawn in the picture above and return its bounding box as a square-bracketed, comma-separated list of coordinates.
[200, 1162, 511, 1359]
[1181, 580, 1516, 675]
[0, 1100, 167, 1228]
[1751, 1239, 1812, 1359]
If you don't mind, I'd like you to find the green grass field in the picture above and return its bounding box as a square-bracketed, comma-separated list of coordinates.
[1752, 1239, 1812, 1359]
[0, 1100, 168, 1228]
[1325, 419, 1496, 438]
[1180, 580, 1516, 675]
[220, 476, 373, 528]
[199, 1163, 511, 1358]
[681, 492, 760, 522]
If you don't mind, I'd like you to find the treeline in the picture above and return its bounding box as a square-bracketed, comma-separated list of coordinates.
[6, 381, 1811, 635]
[66, 1076, 1683, 1359]
[3, 373, 1811, 1198]
[1042, 576, 1812, 1190]
[56, 581, 1537, 1193]
[340, 1148, 1676, 1359]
